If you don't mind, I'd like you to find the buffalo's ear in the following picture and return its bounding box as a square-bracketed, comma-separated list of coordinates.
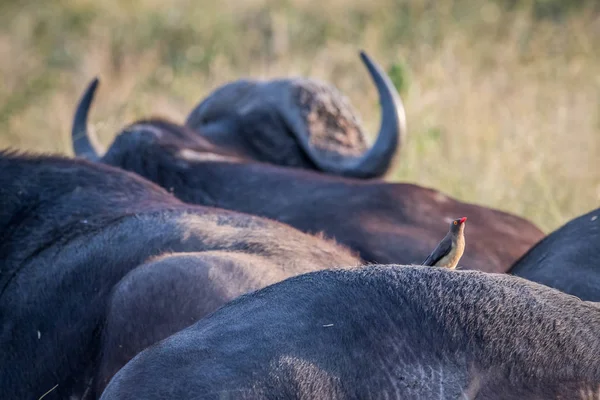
[233, 105, 317, 169]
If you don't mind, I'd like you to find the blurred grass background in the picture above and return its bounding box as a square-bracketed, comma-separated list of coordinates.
[0, 0, 599, 232]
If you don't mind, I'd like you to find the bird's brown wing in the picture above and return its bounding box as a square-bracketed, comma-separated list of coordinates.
[422, 235, 453, 266]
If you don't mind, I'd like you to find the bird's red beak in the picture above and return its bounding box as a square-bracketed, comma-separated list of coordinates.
[459, 217, 467, 224]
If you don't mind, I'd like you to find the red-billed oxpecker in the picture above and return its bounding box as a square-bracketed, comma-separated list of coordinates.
[422, 217, 467, 269]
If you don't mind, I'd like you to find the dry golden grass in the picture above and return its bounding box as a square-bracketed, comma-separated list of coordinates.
[1, 0, 598, 232]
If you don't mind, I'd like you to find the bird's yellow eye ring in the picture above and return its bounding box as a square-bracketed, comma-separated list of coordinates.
[453, 221, 457, 225]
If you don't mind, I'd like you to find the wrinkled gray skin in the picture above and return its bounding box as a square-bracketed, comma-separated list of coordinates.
[101, 265, 600, 400]
[70, 87, 544, 273]
[0, 152, 361, 400]
[509, 207, 600, 301]
[73, 51, 406, 179]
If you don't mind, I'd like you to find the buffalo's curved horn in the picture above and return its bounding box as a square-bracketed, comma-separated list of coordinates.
[72, 77, 104, 160]
[285, 50, 407, 179]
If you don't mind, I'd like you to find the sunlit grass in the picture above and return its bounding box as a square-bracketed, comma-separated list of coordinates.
[1, 0, 598, 232]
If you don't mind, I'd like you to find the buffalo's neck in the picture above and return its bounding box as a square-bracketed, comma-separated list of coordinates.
[182, 162, 329, 220]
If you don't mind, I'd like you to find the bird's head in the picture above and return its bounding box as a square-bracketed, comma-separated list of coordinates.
[450, 217, 467, 234]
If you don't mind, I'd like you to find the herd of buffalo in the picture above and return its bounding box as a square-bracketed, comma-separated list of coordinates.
[1, 51, 599, 399]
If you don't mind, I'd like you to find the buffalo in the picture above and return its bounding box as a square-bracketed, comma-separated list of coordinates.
[71, 87, 544, 273]
[101, 265, 600, 399]
[74, 51, 406, 179]
[509, 207, 600, 301]
[0, 151, 361, 399]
